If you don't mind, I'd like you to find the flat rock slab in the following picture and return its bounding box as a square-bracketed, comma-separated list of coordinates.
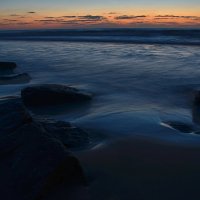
[21, 84, 92, 106]
[0, 97, 88, 200]
[0, 73, 31, 85]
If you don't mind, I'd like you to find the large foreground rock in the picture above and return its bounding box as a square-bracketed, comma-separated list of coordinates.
[0, 73, 31, 85]
[21, 84, 92, 106]
[0, 97, 87, 200]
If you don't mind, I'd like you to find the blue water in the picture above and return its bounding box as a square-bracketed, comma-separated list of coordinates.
[1, 29, 200, 199]
[0, 33, 200, 143]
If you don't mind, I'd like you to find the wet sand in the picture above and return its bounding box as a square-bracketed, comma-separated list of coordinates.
[77, 136, 200, 200]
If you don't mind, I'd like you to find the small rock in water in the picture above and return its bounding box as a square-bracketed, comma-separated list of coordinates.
[194, 91, 200, 104]
[0, 61, 17, 70]
[161, 121, 194, 133]
[0, 62, 17, 75]
[21, 84, 92, 106]
[191, 91, 200, 125]
[0, 73, 31, 85]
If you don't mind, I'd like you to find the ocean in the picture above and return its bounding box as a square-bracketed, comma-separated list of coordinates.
[0, 28, 200, 199]
[0, 28, 200, 45]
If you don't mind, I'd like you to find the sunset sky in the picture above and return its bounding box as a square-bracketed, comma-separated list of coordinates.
[0, 0, 200, 29]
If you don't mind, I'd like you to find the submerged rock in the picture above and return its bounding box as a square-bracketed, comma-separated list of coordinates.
[0, 73, 31, 85]
[21, 84, 92, 106]
[162, 121, 194, 133]
[0, 97, 88, 200]
[0, 61, 17, 70]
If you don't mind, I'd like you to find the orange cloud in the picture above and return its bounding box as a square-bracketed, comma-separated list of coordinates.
[0, 11, 199, 29]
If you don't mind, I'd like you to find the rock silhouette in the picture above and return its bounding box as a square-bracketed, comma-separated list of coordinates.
[21, 84, 92, 106]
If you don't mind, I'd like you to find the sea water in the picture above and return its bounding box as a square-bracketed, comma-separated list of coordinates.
[0, 28, 200, 199]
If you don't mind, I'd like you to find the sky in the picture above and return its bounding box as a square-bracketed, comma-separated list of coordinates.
[0, 0, 200, 29]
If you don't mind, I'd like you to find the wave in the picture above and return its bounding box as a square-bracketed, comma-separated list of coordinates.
[0, 28, 200, 45]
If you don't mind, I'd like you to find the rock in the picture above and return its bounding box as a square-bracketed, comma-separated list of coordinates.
[0, 73, 31, 85]
[194, 91, 200, 104]
[0, 123, 87, 200]
[192, 104, 200, 125]
[192, 91, 200, 124]
[37, 118, 91, 149]
[0, 62, 17, 70]
[21, 84, 92, 106]
[162, 121, 194, 133]
[0, 97, 32, 134]
[0, 97, 87, 200]
[0, 62, 17, 75]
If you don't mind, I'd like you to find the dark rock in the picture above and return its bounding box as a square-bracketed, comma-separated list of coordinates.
[21, 84, 92, 106]
[0, 97, 32, 134]
[192, 104, 200, 125]
[37, 118, 91, 149]
[0, 73, 31, 85]
[192, 91, 200, 124]
[0, 97, 88, 200]
[0, 123, 86, 200]
[193, 91, 200, 107]
[0, 62, 17, 70]
[162, 121, 194, 133]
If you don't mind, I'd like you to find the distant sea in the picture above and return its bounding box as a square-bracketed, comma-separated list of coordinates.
[0, 28, 200, 45]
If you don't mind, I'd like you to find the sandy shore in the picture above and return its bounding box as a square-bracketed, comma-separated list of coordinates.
[77, 136, 200, 200]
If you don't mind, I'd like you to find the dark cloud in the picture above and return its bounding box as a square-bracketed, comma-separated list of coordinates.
[155, 15, 200, 20]
[45, 15, 107, 24]
[136, 22, 144, 24]
[8, 19, 18, 22]
[10, 14, 21, 17]
[155, 15, 180, 18]
[77, 19, 102, 23]
[61, 16, 76, 18]
[27, 12, 36, 14]
[108, 12, 117, 15]
[78, 15, 106, 21]
[0, 23, 9, 26]
[59, 20, 80, 25]
[44, 17, 55, 19]
[154, 17, 172, 20]
[35, 19, 57, 22]
[54, 16, 107, 25]
[3, 19, 18, 22]
[17, 22, 31, 25]
[34, 18, 67, 24]
[115, 15, 147, 20]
